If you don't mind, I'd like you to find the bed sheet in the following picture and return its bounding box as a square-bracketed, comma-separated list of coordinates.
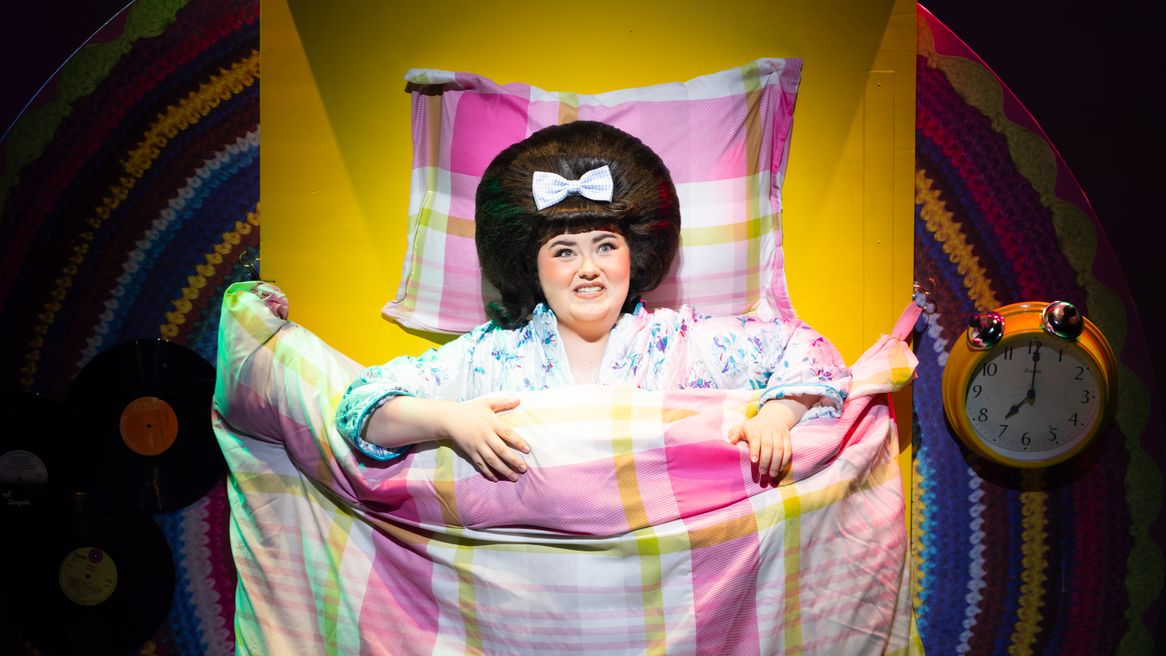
[213, 281, 919, 654]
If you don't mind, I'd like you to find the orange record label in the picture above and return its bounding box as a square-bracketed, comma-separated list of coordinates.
[119, 396, 179, 456]
[58, 547, 118, 606]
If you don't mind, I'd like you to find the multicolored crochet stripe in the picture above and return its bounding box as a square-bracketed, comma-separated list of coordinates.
[912, 7, 1162, 656]
[0, 0, 257, 653]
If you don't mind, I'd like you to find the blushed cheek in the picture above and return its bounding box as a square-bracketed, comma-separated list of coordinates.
[536, 259, 571, 303]
[535, 255, 555, 292]
[611, 253, 631, 287]
[617, 258, 631, 281]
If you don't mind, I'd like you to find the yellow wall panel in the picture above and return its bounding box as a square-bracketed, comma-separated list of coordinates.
[262, 0, 916, 368]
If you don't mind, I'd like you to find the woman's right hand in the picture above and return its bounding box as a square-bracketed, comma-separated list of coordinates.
[437, 397, 530, 482]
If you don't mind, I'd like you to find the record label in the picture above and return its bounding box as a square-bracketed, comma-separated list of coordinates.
[0, 448, 49, 487]
[118, 396, 179, 456]
[58, 547, 118, 606]
[0, 392, 71, 517]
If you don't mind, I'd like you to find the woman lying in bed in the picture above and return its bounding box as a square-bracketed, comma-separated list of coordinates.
[335, 121, 849, 484]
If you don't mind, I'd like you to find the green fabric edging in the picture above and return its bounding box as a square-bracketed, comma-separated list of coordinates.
[0, 0, 188, 216]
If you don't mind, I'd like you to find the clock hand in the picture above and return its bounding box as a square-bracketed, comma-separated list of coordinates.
[1004, 388, 1036, 419]
[1005, 400, 1023, 419]
[1027, 346, 1041, 401]
[1004, 364, 1042, 419]
[1003, 347, 1043, 420]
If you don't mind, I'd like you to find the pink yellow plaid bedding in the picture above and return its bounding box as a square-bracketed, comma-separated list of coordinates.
[386, 60, 803, 334]
[214, 282, 918, 654]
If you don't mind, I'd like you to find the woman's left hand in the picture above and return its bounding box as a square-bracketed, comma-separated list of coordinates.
[727, 395, 814, 482]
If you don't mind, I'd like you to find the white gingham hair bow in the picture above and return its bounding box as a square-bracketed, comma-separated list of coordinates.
[531, 165, 614, 210]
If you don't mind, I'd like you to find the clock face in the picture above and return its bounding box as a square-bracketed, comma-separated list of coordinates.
[963, 332, 1103, 464]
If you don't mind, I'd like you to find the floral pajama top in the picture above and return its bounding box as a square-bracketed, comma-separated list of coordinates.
[335, 302, 851, 461]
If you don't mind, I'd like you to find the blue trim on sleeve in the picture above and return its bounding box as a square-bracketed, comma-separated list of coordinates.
[351, 392, 415, 461]
[758, 383, 848, 420]
[355, 438, 412, 462]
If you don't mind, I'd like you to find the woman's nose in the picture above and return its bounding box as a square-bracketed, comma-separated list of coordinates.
[578, 254, 599, 278]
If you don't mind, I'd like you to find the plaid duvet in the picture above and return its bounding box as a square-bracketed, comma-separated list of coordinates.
[214, 282, 918, 654]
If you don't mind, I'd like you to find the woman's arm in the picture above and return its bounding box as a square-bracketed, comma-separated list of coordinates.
[688, 312, 850, 482]
[755, 319, 851, 418]
[363, 396, 529, 482]
[689, 315, 850, 413]
[335, 324, 533, 481]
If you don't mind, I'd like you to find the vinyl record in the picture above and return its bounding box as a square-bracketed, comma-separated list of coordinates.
[0, 392, 78, 522]
[1, 490, 175, 655]
[68, 339, 223, 513]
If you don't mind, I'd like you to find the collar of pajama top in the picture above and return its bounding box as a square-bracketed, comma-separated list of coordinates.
[501, 300, 718, 393]
[524, 300, 664, 387]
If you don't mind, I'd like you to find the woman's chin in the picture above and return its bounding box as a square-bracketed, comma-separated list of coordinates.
[559, 306, 619, 338]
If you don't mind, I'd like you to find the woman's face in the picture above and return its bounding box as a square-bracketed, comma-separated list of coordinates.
[536, 229, 631, 341]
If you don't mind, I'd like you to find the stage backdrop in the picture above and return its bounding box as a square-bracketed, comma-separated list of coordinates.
[911, 6, 1163, 655]
[260, 0, 916, 367]
[4, 0, 1161, 654]
[0, 0, 257, 653]
[259, 0, 920, 573]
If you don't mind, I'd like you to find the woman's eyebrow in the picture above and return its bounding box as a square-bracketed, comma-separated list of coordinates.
[545, 237, 579, 249]
[590, 232, 618, 242]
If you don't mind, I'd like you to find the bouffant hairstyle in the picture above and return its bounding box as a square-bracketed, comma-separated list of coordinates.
[475, 121, 681, 328]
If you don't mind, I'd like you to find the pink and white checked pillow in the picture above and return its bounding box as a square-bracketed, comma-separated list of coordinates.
[385, 59, 803, 334]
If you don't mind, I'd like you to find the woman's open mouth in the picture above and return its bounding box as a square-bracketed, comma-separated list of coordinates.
[573, 284, 605, 298]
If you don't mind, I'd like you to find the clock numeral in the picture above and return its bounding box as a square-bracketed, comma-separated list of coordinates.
[1020, 432, 1031, 446]
[977, 408, 988, 422]
[971, 384, 983, 399]
[981, 362, 999, 377]
[1058, 348, 1064, 362]
[1081, 389, 1093, 405]
[1074, 366, 1085, 381]
[1069, 413, 1079, 426]
[1003, 346, 1015, 360]
[1048, 426, 1058, 442]
[1028, 340, 1041, 354]
[998, 424, 1008, 438]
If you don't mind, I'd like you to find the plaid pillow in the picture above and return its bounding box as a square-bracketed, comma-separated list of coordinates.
[385, 59, 802, 334]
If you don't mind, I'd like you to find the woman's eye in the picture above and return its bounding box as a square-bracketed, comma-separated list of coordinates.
[597, 242, 616, 253]
[554, 248, 574, 258]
